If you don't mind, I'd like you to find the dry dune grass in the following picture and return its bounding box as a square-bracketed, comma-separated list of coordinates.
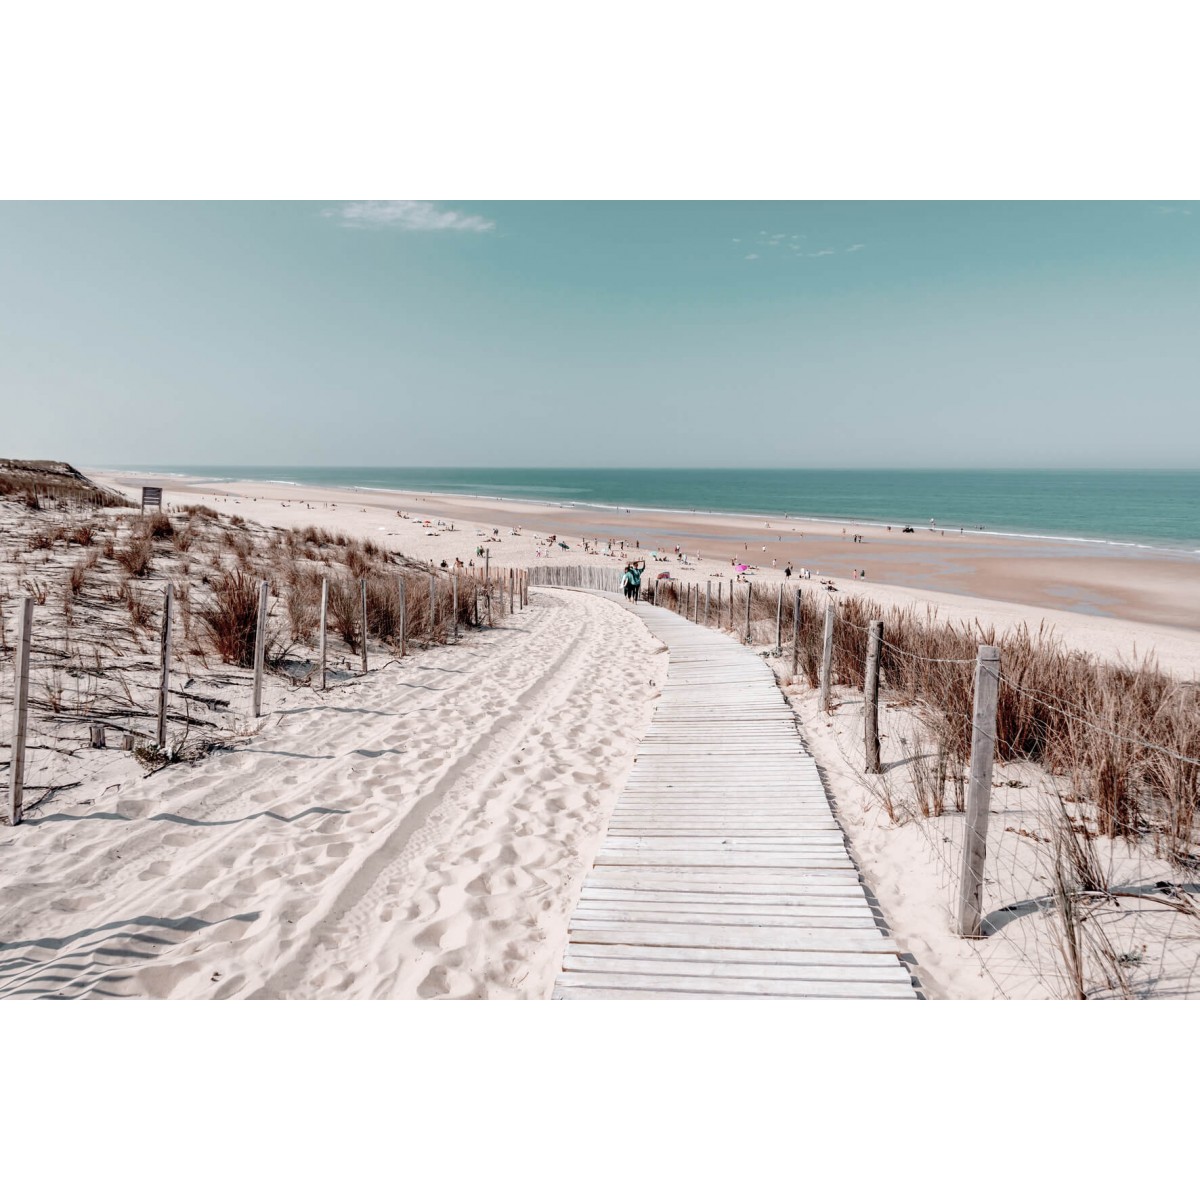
[0, 469, 515, 817]
[657, 576, 1199, 861]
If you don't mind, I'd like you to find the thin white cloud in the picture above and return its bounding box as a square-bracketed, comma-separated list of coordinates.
[325, 200, 495, 232]
[732, 237, 741, 242]
[745, 253, 759, 260]
[846, 243, 865, 252]
[1157, 206, 1191, 216]
[811, 248, 836, 257]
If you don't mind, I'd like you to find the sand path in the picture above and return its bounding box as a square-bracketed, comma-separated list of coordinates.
[0, 588, 660, 999]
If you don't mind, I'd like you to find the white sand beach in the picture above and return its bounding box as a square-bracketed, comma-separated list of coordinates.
[2, 585, 660, 998]
[3, 466, 1197, 1000]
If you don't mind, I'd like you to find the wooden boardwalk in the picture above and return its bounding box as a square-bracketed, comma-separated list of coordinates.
[553, 598, 917, 999]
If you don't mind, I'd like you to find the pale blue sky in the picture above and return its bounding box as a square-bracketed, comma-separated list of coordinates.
[1, 201, 1196, 468]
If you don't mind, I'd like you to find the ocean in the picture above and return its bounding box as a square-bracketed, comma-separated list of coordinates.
[112, 467, 1200, 554]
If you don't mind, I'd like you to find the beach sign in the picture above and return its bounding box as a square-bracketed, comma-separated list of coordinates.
[140, 486, 163, 513]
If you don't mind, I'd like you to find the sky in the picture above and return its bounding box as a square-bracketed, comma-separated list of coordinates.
[1, 200, 1197, 470]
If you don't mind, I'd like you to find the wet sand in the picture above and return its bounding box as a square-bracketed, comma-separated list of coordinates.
[91, 470, 1200, 672]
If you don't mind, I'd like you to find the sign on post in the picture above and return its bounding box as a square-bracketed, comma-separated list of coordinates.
[140, 486, 163, 514]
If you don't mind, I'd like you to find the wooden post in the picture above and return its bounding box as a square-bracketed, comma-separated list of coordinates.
[319, 578, 329, 687]
[398, 577, 407, 657]
[727, 582, 732, 630]
[252, 580, 269, 718]
[509, 568, 514, 614]
[355, 573, 364, 672]
[7, 596, 33, 826]
[429, 573, 437, 641]
[472, 582, 478, 626]
[775, 586, 784, 654]
[89, 724, 106, 749]
[485, 548, 490, 580]
[155, 583, 173, 746]
[498, 571, 505, 619]
[819, 601, 835, 712]
[790, 589, 802, 677]
[452, 573, 459, 639]
[743, 582, 752, 644]
[864, 620, 883, 773]
[485, 583, 493, 627]
[704, 581, 711, 625]
[957, 644, 1001, 938]
[717, 582, 722, 628]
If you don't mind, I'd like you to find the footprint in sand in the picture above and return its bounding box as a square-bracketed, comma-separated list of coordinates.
[414, 914, 472, 953]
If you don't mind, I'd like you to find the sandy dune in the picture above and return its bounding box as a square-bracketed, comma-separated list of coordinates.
[1, 589, 660, 999]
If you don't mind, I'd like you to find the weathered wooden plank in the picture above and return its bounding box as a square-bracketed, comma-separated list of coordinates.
[568, 922, 897, 953]
[562, 942, 899, 969]
[572, 906, 879, 929]
[553, 980, 914, 1000]
[595, 851, 855, 868]
[576, 889, 873, 908]
[555, 972, 915, 999]
[561, 954, 910, 984]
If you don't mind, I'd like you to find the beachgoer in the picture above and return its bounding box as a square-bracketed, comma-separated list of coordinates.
[623, 559, 645, 602]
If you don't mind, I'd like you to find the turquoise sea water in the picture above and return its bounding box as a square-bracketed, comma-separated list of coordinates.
[112, 468, 1200, 554]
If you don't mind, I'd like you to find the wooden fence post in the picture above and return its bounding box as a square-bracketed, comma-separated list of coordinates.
[498, 571, 505, 619]
[775, 586, 784, 654]
[7, 596, 33, 826]
[452, 572, 459, 639]
[509, 568, 514, 614]
[791, 589, 802, 677]
[485, 548, 490, 580]
[653, 579, 659, 606]
[743, 583, 752, 644]
[818, 601, 835, 712]
[727, 582, 733, 630]
[864, 619, 883, 773]
[360, 579, 369, 674]
[319, 577, 329, 687]
[398, 577, 407, 657]
[252, 580, 269, 718]
[717, 581, 722, 628]
[704, 581, 711, 625]
[429, 574, 437, 641]
[957, 644, 1001, 938]
[155, 583, 173, 746]
[485, 583, 493, 627]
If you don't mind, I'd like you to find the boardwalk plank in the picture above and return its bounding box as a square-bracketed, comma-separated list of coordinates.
[553, 598, 914, 1000]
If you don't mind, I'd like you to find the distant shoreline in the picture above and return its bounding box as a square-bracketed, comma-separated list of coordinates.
[88, 465, 1200, 559]
[87, 468, 1200, 646]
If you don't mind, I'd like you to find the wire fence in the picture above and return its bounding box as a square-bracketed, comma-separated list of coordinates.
[635, 575, 1200, 999]
[1, 503, 532, 825]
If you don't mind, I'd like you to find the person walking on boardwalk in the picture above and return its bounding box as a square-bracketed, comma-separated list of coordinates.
[623, 559, 645, 602]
